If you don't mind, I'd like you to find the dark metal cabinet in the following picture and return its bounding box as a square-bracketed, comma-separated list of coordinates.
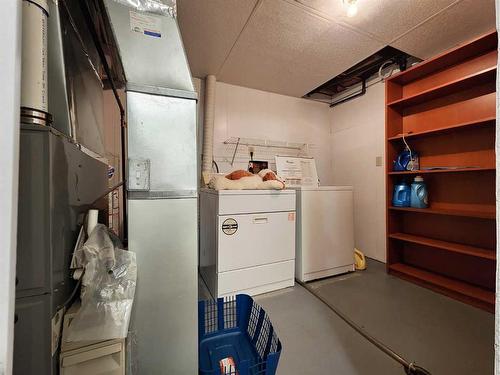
[16, 129, 51, 298]
[14, 125, 108, 375]
[14, 295, 51, 375]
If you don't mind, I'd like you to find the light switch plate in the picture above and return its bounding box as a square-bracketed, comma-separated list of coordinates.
[376, 156, 383, 167]
[128, 159, 150, 191]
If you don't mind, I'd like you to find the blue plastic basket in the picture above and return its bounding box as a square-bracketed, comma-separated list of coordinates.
[198, 294, 282, 375]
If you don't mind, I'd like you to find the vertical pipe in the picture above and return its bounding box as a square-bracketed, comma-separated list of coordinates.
[202, 75, 216, 182]
[21, 0, 52, 125]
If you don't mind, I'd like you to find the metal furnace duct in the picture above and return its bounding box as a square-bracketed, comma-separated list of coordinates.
[104, 1, 199, 373]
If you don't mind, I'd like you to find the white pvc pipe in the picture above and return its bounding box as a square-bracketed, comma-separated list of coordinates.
[86, 209, 99, 236]
[202, 75, 216, 174]
[21, 0, 49, 113]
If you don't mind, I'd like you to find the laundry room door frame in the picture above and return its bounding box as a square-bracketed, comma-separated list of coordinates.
[0, 2, 21, 374]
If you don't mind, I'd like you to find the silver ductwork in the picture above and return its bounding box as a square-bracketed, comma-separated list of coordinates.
[46, 0, 70, 134]
[105, 0, 193, 93]
[104, 1, 199, 373]
[104, 0, 197, 197]
[43, 0, 107, 155]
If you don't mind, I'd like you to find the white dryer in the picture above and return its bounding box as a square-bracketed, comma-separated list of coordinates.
[295, 185, 355, 282]
[200, 188, 296, 298]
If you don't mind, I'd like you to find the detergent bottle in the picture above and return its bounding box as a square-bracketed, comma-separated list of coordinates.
[393, 146, 419, 171]
[410, 176, 428, 208]
[392, 181, 411, 207]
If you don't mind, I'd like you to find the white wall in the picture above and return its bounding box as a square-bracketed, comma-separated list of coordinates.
[208, 80, 386, 262]
[330, 81, 386, 262]
[0, 1, 21, 373]
[212, 82, 333, 184]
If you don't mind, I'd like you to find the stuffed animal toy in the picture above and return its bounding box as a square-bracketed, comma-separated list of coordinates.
[209, 169, 285, 190]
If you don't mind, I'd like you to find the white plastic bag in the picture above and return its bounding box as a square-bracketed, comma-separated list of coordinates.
[67, 225, 137, 341]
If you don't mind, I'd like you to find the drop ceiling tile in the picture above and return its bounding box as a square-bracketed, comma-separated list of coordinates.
[300, 23, 384, 87]
[218, 0, 384, 97]
[293, 0, 458, 43]
[177, 0, 258, 78]
[391, 0, 495, 59]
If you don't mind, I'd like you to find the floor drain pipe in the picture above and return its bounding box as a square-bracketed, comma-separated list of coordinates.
[296, 279, 432, 375]
[201, 75, 216, 185]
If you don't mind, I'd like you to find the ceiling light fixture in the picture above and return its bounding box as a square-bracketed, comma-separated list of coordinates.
[343, 0, 358, 17]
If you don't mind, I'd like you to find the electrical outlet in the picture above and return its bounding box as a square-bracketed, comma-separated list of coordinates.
[128, 159, 150, 191]
[376, 156, 383, 167]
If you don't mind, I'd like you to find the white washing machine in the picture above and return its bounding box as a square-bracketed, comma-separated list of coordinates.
[275, 156, 355, 282]
[200, 188, 296, 298]
[295, 185, 355, 282]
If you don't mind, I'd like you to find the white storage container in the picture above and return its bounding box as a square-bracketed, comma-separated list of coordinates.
[200, 189, 296, 297]
[60, 304, 125, 375]
[60, 341, 125, 375]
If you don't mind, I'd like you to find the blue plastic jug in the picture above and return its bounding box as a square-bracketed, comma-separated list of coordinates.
[392, 182, 411, 207]
[393, 147, 419, 171]
[411, 176, 428, 208]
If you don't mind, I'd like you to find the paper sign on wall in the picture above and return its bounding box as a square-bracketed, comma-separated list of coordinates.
[130, 10, 162, 38]
[275, 156, 319, 187]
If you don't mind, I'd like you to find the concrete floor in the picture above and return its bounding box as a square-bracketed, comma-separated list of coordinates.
[199, 259, 494, 375]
